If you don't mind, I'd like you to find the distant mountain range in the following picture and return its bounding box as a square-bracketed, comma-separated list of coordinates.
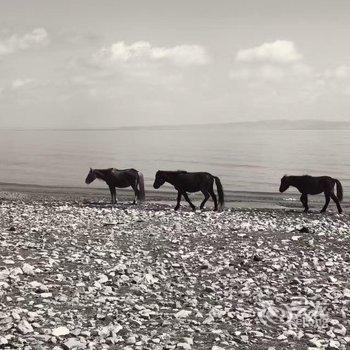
[137, 119, 350, 131]
[4, 119, 350, 131]
[227, 119, 350, 130]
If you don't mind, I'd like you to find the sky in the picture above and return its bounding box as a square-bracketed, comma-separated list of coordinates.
[1, 0, 350, 128]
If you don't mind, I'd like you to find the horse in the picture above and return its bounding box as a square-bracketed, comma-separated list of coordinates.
[279, 175, 343, 214]
[85, 168, 145, 204]
[153, 170, 224, 211]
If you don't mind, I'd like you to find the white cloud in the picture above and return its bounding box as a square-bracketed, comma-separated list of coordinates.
[230, 63, 312, 82]
[94, 41, 210, 67]
[236, 40, 302, 64]
[323, 65, 350, 79]
[0, 28, 49, 56]
[230, 65, 284, 81]
[11, 78, 35, 90]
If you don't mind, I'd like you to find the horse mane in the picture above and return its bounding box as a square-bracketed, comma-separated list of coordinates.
[93, 168, 114, 180]
[158, 170, 188, 175]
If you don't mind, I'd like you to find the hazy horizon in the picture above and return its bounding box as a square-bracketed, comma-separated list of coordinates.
[2, 118, 350, 131]
[2, 1, 350, 128]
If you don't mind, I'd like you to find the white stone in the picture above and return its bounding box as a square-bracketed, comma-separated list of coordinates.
[174, 310, 192, 319]
[52, 326, 70, 337]
[22, 263, 35, 275]
[17, 319, 34, 334]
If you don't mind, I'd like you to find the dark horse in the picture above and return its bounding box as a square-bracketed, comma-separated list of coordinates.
[85, 168, 145, 204]
[279, 175, 343, 214]
[153, 170, 224, 211]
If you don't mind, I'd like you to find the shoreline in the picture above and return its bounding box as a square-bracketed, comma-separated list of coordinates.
[1, 181, 343, 211]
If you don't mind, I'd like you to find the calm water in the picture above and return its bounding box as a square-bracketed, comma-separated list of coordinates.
[0, 127, 349, 193]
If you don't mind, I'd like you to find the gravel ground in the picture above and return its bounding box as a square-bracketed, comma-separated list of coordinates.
[0, 193, 350, 350]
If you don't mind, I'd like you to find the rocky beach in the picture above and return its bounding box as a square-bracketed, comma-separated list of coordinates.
[0, 188, 350, 350]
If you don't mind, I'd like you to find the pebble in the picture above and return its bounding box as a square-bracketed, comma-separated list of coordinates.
[52, 326, 70, 337]
[0, 198, 350, 349]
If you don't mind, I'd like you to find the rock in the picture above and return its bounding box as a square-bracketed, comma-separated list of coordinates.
[174, 310, 192, 319]
[333, 324, 347, 336]
[0, 337, 8, 345]
[17, 319, 34, 334]
[97, 274, 108, 284]
[309, 338, 323, 348]
[329, 340, 340, 349]
[52, 326, 70, 337]
[343, 288, 350, 298]
[62, 338, 86, 349]
[183, 337, 193, 345]
[22, 263, 35, 275]
[2, 196, 350, 349]
[126, 335, 137, 344]
[290, 277, 302, 285]
[40, 292, 52, 298]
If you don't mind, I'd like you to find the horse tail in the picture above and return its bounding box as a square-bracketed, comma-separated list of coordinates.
[335, 179, 343, 202]
[137, 172, 145, 201]
[214, 176, 225, 209]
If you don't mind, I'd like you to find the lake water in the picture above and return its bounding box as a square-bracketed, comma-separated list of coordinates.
[0, 127, 349, 193]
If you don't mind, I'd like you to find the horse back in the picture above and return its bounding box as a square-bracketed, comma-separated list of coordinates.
[175, 171, 214, 192]
[108, 168, 138, 187]
[298, 175, 335, 194]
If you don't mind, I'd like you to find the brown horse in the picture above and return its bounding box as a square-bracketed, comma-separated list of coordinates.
[153, 170, 224, 211]
[279, 175, 343, 213]
[85, 168, 145, 204]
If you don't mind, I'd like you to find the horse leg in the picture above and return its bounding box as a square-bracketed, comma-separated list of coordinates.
[300, 193, 309, 213]
[131, 183, 139, 205]
[320, 193, 330, 213]
[109, 186, 116, 204]
[330, 193, 343, 214]
[174, 191, 182, 211]
[200, 191, 210, 210]
[208, 188, 218, 211]
[182, 191, 196, 211]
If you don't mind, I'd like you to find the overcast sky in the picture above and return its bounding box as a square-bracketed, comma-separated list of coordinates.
[1, 0, 350, 128]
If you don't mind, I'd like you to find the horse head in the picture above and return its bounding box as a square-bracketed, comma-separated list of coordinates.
[153, 171, 166, 189]
[279, 175, 289, 192]
[85, 168, 96, 184]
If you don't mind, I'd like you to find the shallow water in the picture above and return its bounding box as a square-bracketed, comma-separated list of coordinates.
[0, 126, 349, 193]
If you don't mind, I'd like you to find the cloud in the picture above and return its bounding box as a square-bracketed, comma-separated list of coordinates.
[230, 63, 313, 82]
[11, 78, 35, 90]
[94, 41, 210, 67]
[323, 65, 350, 79]
[230, 65, 284, 81]
[0, 28, 49, 56]
[236, 40, 302, 64]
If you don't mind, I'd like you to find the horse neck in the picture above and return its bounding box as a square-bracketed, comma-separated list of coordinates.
[94, 169, 109, 181]
[287, 176, 301, 187]
[162, 172, 178, 185]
